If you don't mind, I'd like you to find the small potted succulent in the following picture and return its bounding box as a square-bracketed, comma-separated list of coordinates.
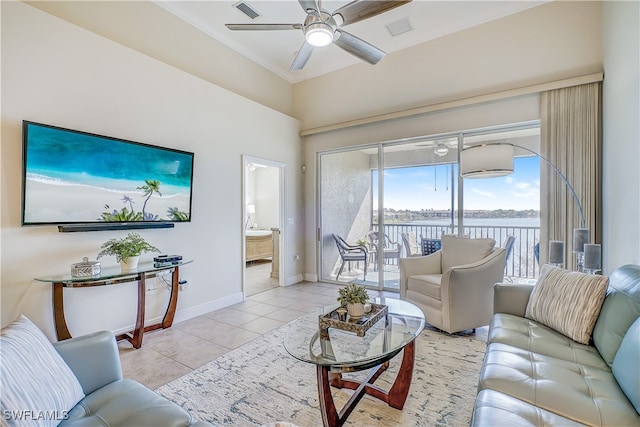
[337, 283, 370, 319]
[97, 232, 160, 271]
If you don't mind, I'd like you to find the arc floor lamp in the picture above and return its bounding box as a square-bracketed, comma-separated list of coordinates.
[459, 143, 600, 273]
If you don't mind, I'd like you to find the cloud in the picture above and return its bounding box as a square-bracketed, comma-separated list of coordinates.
[472, 188, 496, 198]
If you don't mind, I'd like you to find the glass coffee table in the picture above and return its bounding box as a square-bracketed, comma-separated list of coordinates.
[284, 298, 425, 427]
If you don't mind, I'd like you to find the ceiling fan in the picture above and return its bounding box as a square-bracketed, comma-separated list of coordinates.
[225, 0, 412, 71]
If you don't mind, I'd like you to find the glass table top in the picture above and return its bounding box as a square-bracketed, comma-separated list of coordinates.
[35, 260, 192, 285]
[284, 298, 425, 369]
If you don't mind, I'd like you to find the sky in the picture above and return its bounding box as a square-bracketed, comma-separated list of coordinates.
[376, 157, 540, 211]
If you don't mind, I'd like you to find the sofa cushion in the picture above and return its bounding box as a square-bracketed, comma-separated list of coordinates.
[478, 342, 640, 426]
[592, 264, 640, 367]
[0, 315, 85, 427]
[472, 389, 585, 427]
[61, 379, 194, 427]
[441, 235, 495, 272]
[488, 313, 609, 370]
[612, 316, 640, 414]
[407, 274, 442, 299]
[525, 265, 608, 345]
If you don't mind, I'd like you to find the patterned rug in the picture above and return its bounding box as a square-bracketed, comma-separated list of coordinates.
[156, 324, 486, 426]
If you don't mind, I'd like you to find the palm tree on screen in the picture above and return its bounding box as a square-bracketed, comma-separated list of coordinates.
[137, 179, 162, 220]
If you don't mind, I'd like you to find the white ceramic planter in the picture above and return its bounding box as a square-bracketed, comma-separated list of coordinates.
[120, 255, 140, 271]
[347, 302, 365, 319]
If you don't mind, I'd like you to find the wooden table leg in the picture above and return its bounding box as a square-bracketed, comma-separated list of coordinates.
[387, 340, 415, 409]
[161, 266, 179, 328]
[130, 274, 146, 349]
[316, 342, 416, 426]
[52, 282, 72, 341]
[318, 366, 341, 427]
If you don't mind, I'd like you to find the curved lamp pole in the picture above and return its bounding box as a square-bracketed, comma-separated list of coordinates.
[460, 142, 592, 271]
[459, 142, 586, 229]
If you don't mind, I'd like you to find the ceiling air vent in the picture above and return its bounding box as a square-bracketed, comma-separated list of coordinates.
[233, 1, 260, 20]
[386, 17, 413, 37]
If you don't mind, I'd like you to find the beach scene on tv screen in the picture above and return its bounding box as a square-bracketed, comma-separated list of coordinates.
[23, 124, 193, 224]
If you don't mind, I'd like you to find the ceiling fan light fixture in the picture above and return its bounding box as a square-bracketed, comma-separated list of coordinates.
[305, 23, 333, 47]
[434, 147, 449, 157]
[434, 142, 449, 157]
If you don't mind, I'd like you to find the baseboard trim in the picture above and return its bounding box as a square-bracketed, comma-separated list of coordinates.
[303, 273, 318, 282]
[111, 292, 244, 336]
[285, 274, 304, 286]
[173, 292, 244, 324]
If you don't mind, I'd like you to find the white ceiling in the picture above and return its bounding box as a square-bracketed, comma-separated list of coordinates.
[155, 1, 547, 83]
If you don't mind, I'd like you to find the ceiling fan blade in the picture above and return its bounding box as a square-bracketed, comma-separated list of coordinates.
[334, 29, 385, 65]
[333, 0, 412, 26]
[298, 0, 319, 13]
[290, 42, 314, 71]
[225, 24, 302, 31]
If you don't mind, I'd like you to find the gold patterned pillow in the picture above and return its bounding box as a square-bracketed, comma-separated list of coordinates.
[525, 265, 609, 345]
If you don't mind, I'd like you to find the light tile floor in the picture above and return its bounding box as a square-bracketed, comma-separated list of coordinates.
[118, 281, 487, 389]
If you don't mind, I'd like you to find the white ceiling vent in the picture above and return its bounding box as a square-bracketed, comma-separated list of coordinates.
[386, 17, 413, 37]
[233, 1, 260, 20]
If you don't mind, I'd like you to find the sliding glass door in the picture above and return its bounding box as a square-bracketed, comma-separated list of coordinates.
[318, 122, 542, 291]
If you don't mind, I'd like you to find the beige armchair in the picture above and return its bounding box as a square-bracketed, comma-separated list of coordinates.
[399, 235, 506, 334]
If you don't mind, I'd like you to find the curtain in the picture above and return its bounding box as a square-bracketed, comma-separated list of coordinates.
[540, 82, 602, 269]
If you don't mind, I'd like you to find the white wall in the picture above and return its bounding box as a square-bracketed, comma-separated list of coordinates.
[0, 2, 303, 337]
[293, 1, 602, 131]
[601, 1, 640, 272]
[25, 1, 295, 117]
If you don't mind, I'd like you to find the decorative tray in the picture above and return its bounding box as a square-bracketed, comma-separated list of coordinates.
[318, 303, 388, 338]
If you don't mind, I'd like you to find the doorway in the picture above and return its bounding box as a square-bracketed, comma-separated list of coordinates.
[242, 155, 285, 297]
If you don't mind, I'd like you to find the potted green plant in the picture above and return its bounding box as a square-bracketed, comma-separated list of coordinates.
[97, 232, 160, 271]
[337, 283, 370, 319]
[356, 237, 368, 247]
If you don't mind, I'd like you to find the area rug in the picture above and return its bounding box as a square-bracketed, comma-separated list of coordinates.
[156, 324, 486, 426]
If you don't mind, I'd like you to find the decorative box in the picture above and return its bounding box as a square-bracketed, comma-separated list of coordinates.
[318, 303, 388, 339]
[71, 257, 101, 277]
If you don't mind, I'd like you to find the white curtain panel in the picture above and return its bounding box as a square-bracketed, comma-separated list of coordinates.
[540, 81, 603, 268]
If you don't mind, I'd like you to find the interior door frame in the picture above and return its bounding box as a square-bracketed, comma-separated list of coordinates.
[242, 155, 286, 298]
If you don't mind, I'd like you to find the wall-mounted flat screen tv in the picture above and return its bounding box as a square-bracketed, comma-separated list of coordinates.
[22, 121, 194, 227]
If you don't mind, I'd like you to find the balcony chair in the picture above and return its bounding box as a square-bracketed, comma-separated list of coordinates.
[367, 231, 402, 271]
[332, 234, 368, 280]
[399, 235, 506, 334]
[421, 238, 442, 255]
[401, 232, 421, 257]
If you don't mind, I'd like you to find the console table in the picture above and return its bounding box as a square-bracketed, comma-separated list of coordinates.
[35, 260, 192, 349]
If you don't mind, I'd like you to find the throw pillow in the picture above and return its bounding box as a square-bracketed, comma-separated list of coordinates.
[0, 315, 85, 427]
[441, 235, 495, 271]
[525, 265, 609, 345]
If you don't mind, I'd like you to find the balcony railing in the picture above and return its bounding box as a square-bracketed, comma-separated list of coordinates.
[372, 223, 540, 279]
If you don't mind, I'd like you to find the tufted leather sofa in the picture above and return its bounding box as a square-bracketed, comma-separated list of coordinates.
[53, 331, 213, 426]
[471, 264, 640, 426]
